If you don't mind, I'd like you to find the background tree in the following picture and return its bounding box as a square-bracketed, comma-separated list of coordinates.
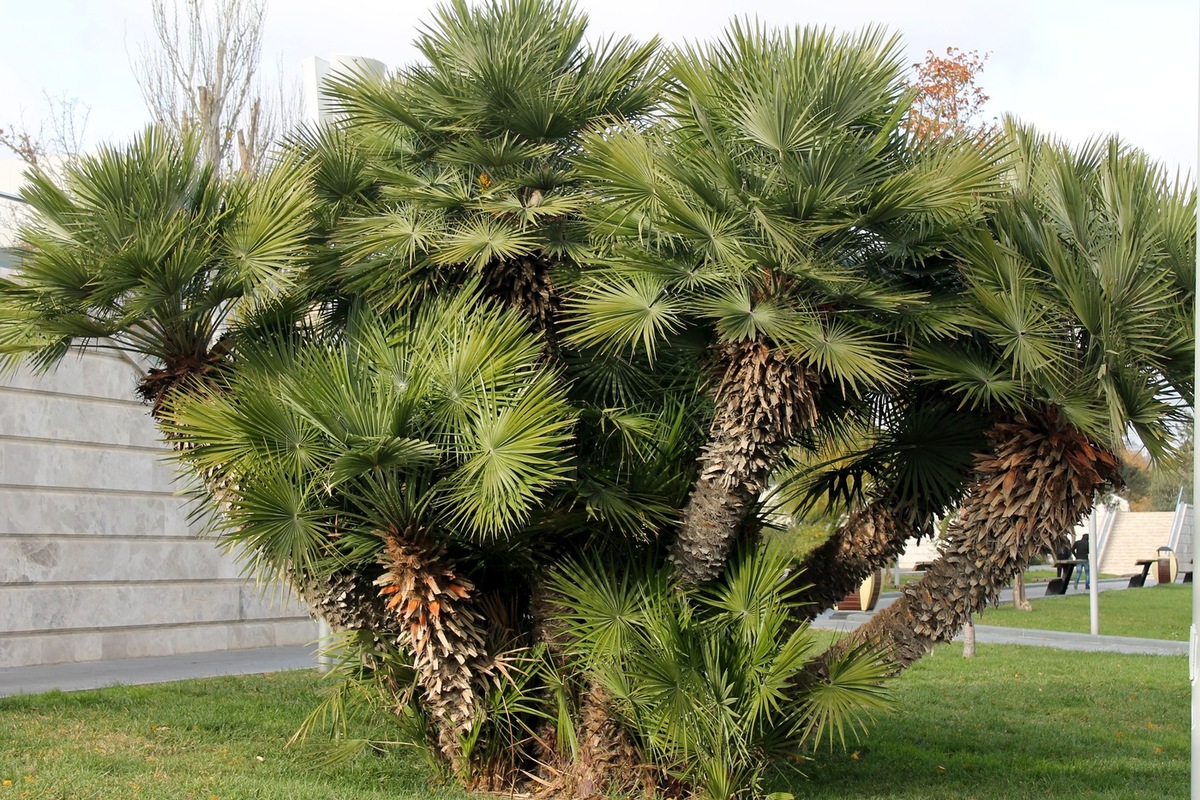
[1123, 421, 1194, 510]
[135, 0, 296, 174]
[906, 47, 992, 140]
[0, 92, 91, 239]
[1148, 424, 1194, 508]
[0, 92, 90, 174]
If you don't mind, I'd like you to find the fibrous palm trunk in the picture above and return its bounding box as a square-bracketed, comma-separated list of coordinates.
[826, 409, 1119, 671]
[375, 530, 492, 762]
[481, 251, 562, 356]
[671, 340, 820, 585]
[136, 339, 230, 418]
[790, 501, 912, 619]
[300, 567, 399, 634]
[541, 683, 645, 800]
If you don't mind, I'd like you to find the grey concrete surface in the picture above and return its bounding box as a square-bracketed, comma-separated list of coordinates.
[1, 575, 1189, 699]
[0, 644, 321, 697]
[810, 576, 1189, 656]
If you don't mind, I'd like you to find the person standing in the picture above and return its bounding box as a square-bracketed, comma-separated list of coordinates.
[1072, 534, 1090, 589]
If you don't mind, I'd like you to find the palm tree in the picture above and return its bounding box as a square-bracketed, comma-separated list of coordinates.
[301, 0, 662, 347]
[570, 22, 998, 585]
[0, 127, 313, 414]
[282, 6, 683, 771]
[165, 293, 576, 765]
[548, 546, 893, 799]
[775, 389, 988, 617]
[837, 123, 1195, 669]
[0, 124, 406, 643]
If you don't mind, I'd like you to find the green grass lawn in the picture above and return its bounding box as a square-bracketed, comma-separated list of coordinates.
[1, 644, 1188, 799]
[792, 644, 1187, 799]
[977, 583, 1191, 641]
[0, 671, 469, 800]
[883, 567, 1120, 590]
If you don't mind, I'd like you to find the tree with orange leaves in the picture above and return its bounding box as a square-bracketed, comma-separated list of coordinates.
[908, 47, 992, 139]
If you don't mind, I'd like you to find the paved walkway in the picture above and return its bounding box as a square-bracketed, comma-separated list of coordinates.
[811, 576, 1188, 656]
[0, 645, 321, 698]
[0, 577, 1187, 698]
[812, 612, 1187, 656]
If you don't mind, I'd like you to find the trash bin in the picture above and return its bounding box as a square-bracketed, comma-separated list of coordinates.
[1156, 546, 1179, 585]
[837, 569, 883, 612]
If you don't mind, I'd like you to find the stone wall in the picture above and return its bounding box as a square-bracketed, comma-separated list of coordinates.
[0, 349, 318, 668]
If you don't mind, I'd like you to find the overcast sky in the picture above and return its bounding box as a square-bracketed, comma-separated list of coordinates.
[1, 0, 1196, 175]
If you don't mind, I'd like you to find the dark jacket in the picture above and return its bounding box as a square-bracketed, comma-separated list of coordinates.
[1072, 536, 1089, 560]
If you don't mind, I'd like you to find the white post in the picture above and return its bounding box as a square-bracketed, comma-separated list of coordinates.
[1089, 506, 1099, 636]
[316, 619, 334, 674]
[1190, 46, 1199, 798]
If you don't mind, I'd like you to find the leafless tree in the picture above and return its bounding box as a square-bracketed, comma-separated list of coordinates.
[135, 0, 296, 174]
[0, 92, 90, 236]
[0, 92, 90, 173]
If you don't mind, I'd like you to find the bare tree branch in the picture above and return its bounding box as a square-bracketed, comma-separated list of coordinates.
[134, 0, 295, 174]
[0, 91, 90, 181]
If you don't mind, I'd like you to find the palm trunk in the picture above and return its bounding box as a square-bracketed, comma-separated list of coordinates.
[789, 502, 911, 619]
[137, 339, 231, 418]
[556, 683, 646, 798]
[481, 251, 562, 357]
[825, 410, 1119, 671]
[962, 614, 975, 658]
[299, 566, 399, 634]
[671, 341, 820, 584]
[375, 529, 492, 763]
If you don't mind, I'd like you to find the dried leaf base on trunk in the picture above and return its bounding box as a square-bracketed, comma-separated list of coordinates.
[375, 531, 492, 761]
[480, 251, 562, 354]
[829, 411, 1118, 670]
[298, 567, 399, 635]
[531, 683, 649, 800]
[671, 341, 820, 584]
[137, 342, 229, 418]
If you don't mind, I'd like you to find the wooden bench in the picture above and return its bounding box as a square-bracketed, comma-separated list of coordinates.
[1046, 560, 1087, 595]
[1129, 559, 1155, 588]
[1131, 550, 1179, 587]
